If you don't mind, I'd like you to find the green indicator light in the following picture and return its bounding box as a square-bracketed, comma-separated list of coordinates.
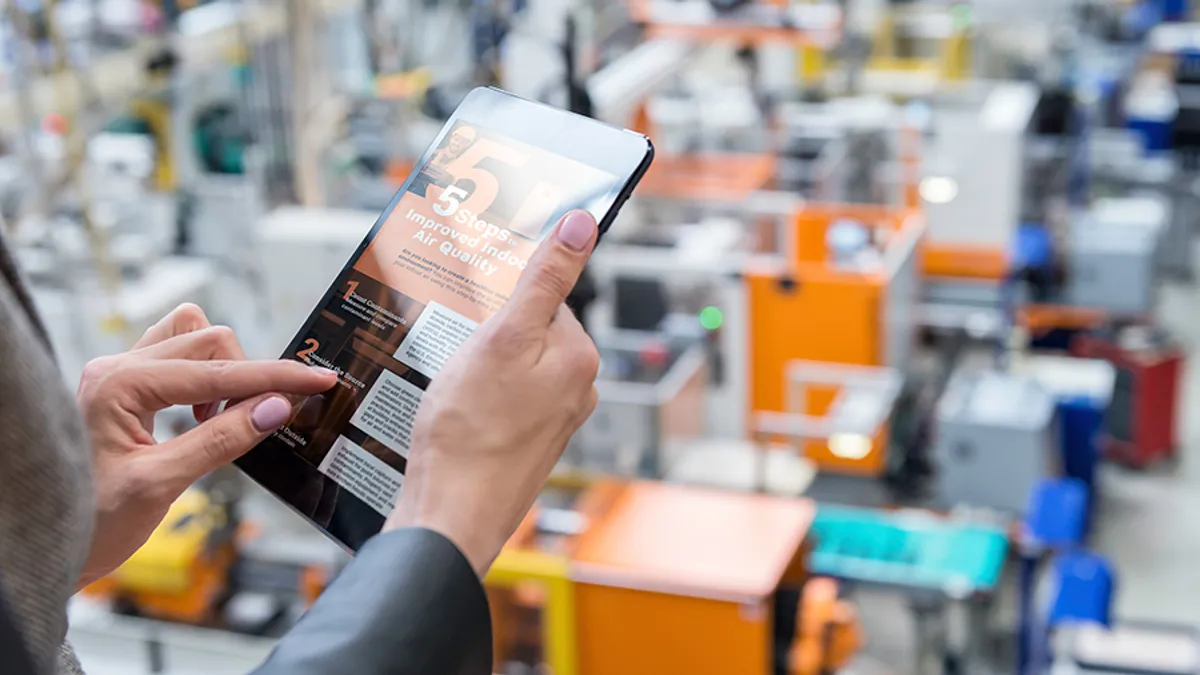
[699, 306, 724, 332]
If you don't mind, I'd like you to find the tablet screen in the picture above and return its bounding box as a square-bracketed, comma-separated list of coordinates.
[238, 119, 622, 549]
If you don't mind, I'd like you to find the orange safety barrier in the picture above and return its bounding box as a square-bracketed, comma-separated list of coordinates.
[922, 244, 1009, 280]
[638, 152, 778, 201]
[1018, 305, 1109, 336]
[386, 160, 417, 187]
[629, 0, 836, 45]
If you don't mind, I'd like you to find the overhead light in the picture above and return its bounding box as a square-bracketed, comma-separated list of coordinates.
[828, 433, 872, 460]
[920, 176, 959, 205]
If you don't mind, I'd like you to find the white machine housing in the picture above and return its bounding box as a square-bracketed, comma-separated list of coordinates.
[1066, 196, 1167, 316]
[934, 369, 1058, 514]
[924, 81, 1040, 250]
[256, 206, 377, 357]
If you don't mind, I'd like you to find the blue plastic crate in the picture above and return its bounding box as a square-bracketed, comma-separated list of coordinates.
[810, 506, 1010, 594]
[1049, 552, 1115, 628]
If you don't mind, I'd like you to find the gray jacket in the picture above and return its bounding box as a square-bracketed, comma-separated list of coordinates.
[0, 235, 492, 675]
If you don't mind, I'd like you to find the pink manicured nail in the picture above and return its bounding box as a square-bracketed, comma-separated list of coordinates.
[556, 211, 596, 251]
[251, 397, 293, 432]
[201, 401, 222, 421]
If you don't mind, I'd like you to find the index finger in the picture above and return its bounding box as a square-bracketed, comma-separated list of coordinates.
[111, 360, 338, 411]
[501, 210, 597, 328]
[133, 303, 213, 350]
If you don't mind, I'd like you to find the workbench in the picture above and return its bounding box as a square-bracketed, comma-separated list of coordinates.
[488, 480, 817, 675]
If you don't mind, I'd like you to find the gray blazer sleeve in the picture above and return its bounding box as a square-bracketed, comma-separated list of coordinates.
[253, 528, 493, 675]
[0, 236, 94, 675]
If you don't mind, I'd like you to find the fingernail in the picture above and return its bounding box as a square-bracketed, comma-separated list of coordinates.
[312, 366, 339, 378]
[251, 397, 293, 432]
[202, 401, 222, 421]
[556, 211, 595, 251]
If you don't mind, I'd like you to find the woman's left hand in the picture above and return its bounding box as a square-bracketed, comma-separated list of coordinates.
[75, 304, 338, 588]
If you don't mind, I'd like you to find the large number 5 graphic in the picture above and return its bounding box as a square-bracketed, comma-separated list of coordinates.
[444, 139, 529, 216]
[434, 186, 469, 217]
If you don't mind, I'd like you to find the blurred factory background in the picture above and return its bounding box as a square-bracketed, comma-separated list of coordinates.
[5, 0, 1200, 673]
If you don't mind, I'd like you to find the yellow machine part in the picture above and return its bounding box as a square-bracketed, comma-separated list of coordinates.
[376, 68, 433, 101]
[797, 44, 827, 85]
[486, 549, 577, 675]
[866, 10, 972, 84]
[129, 94, 175, 192]
[941, 29, 971, 81]
[110, 489, 224, 595]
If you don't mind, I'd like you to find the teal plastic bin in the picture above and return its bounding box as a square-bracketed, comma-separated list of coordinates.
[810, 506, 1009, 594]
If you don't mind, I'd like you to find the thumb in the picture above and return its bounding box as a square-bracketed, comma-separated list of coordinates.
[155, 395, 295, 484]
[503, 210, 597, 327]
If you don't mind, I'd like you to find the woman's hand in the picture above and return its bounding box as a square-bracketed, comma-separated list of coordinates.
[76, 305, 338, 588]
[385, 210, 601, 576]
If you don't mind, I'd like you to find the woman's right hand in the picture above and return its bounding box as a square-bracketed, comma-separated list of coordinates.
[385, 210, 601, 575]
[75, 305, 337, 587]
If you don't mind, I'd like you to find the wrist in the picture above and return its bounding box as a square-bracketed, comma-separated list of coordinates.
[384, 499, 500, 578]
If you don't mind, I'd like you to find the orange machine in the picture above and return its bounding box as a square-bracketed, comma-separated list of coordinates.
[746, 204, 924, 476]
[638, 152, 779, 202]
[487, 481, 821, 675]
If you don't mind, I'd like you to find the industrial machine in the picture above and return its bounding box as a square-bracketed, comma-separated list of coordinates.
[83, 489, 238, 626]
[921, 81, 1040, 282]
[256, 206, 378, 357]
[1088, 127, 1195, 281]
[933, 368, 1059, 514]
[588, 206, 791, 438]
[1066, 196, 1168, 316]
[776, 96, 912, 205]
[565, 331, 708, 480]
[108, 49, 179, 193]
[81, 482, 340, 635]
[755, 360, 904, 481]
[746, 203, 924, 476]
[857, 1, 973, 97]
[170, 19, 267, 270]
[485, 480, 839, 675]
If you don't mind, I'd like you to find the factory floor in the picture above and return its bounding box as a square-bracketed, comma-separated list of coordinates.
[1092, 270, 1200, 625]
[71, 264, 1200, 675]
[854, 259, 1200, 675]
